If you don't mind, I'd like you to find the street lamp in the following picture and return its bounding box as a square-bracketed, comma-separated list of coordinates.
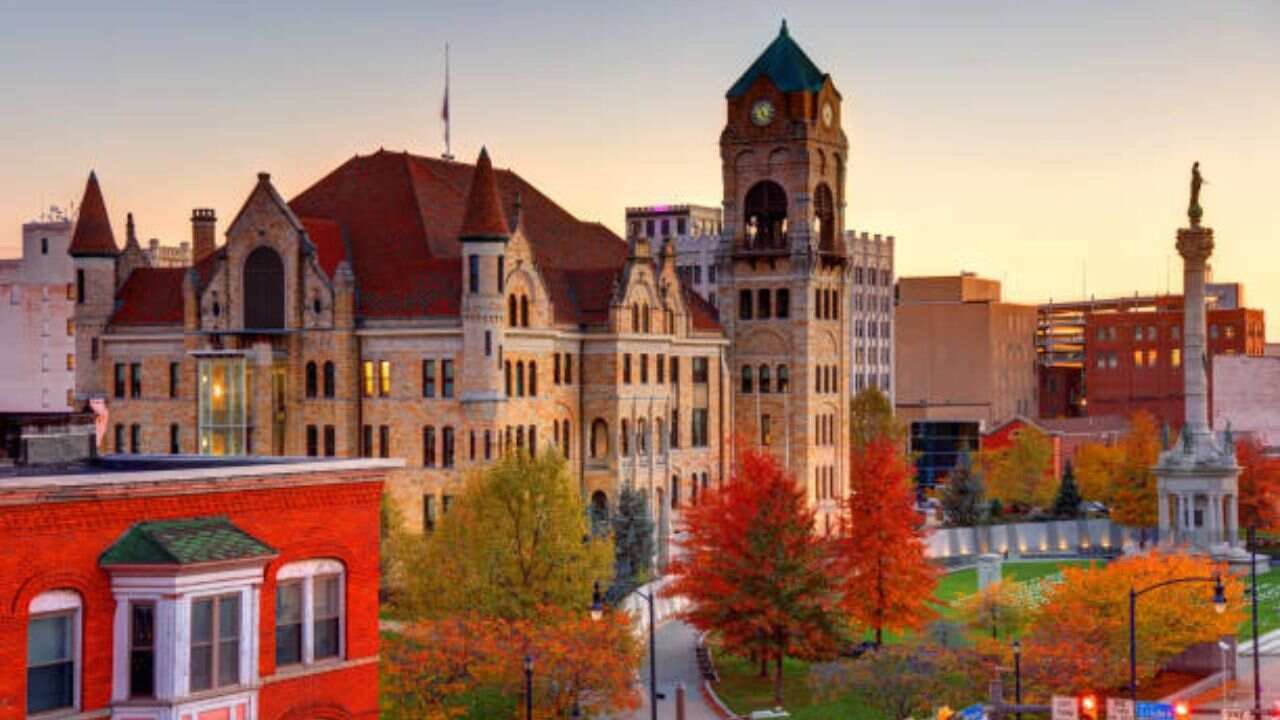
[524, 654, 534, 720]
[590, 580, 658, 720]
[1012, 639, 1022, 720]
[1128, 573, 1227, 701]
[1248, 526, 1262, 720]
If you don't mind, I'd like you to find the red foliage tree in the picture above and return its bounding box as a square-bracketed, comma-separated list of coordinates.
[664, 449, 841, 706]
[836, 438, 939, 645]
[1237, 435, 1280, 532]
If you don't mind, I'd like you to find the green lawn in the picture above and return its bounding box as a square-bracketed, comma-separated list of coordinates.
[1238, 568, 1280, 641]
[934, 559, 1100, 610]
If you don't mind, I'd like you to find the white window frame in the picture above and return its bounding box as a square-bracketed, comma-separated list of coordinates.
[28, 590, 83, 716]
[275, 559, 345, 669]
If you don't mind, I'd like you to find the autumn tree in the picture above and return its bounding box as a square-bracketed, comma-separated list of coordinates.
[850, 386, 907, 452]
[836, 438, 939, 645]
[940, 452, 986, 527]
[1237, 436, 1280, 532]
[664, 448, 842, 706]
[1109, 411, 1161, 531]
[1022, 552, 1243, 696]
[810, 642, 992, 719]
[954, 579, 1033, 647]
[982, 426, 1055, 511]
[1073, 440, 1123, 506]
[1052, 461, 1083, 518]
[395, 451, 613, 621]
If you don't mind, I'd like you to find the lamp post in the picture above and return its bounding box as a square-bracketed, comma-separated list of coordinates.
[1012, 639, 1022, 720]
[1249, 526, 1261, 720]
[593, 580, 658, 720]
[1128, 574, 1227, 701]
[524, 654, 534, 720]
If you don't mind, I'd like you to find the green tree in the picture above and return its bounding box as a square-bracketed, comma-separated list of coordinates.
[849, 386, 906, 452]
[394, 451, 613, 621]
[1052, 461, 1083, 518]
[940, 452, 986, 527]
[608, 484, 654, 602]
[811, 643, 992, 719]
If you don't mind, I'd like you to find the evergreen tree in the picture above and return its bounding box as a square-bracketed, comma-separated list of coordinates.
[939, 452, 986, 527]
[1052, 461, 1083, 518]
[609, 484, 654, 602]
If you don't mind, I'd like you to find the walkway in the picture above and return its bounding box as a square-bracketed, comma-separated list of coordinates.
[1187, 651, 1280, 716]
[627, 619, 724, 720]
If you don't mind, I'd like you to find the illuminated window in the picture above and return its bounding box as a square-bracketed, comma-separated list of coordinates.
[379, 361, 391, 396]
[1147, 349, 1157, 367]
[197, 356, 247, 456]
[761, 415, 772, 446]
[1133, 350, 1144, 368]
[66, 354, 75, 371]
[362, 361, 375, 397]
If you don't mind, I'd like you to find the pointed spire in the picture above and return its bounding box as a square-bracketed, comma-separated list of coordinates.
[458, 147, 510, 240]
[780, 18, 788, 36]
[69, 171, 119, 256]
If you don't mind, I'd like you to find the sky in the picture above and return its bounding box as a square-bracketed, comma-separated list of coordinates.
[1, 1, 1278, 331]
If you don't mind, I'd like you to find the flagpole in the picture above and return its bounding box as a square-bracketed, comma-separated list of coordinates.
[442, 43, 453, 160]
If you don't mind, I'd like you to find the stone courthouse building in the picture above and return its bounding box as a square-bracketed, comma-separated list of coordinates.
[70, 22, 856, 533]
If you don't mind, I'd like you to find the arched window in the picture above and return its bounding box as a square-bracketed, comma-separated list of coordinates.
[758, 364, 771, 393]
[776, 288, 790, 318]
[505, 361, 512, 396]
[243, 246, 285, 329]
[561, 419, 571, 458]
[813, 182, 835, 252]
[27, 589, 82, 714]
[642, 304, 651, 333]
[757, 288, 772, 319]
[275, 559, 345, 668]
[655, 418, 665, 454]
[702, 472, 709, 494]
[590, 418, 609, 459]
[631, 304, 640, 332]
[323, 361, 335, 398]
[520, 295, 530, 327]
[637, 419, 649, 455]
[305, 362, 317, 398]
[516, 361, 525, 397]
[777, 364, 790, 392]
[739, 290, 753, 320]
[743, 180, 788, 249]
[741, 365, 754, 393]
[621, 419, 630, 457]
[591, 490, 608, 518]
[508, 295, 518, 327]
[528, 361, 537, 397]
[671, 474, 680, 509]
[517, 425, 526, 450]
[691, 473, 699, 505]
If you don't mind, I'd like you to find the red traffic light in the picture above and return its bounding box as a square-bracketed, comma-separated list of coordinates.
[1079, 695, 1098, 720]
[1174, 700, 1190, 717]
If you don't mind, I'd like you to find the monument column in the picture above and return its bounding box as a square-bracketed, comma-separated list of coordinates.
[1158, 489, 1170, 538]
[1227, 495, 1239, 545]
[1177, 163, 1213, 443]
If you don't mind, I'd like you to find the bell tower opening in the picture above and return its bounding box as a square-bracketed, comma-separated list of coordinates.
[814, 182, 835, 252]
[743, 181, 788, 251]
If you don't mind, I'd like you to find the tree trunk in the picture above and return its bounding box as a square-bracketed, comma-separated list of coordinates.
[875, 625, 883, 647]
[759, 653, 768, 678]
[773, 652, 784, 707]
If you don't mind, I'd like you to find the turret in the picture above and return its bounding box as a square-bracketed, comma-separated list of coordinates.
[68, 171, 119, 401]
[458, 147, 510, 416]
[116, 212, 150, 288]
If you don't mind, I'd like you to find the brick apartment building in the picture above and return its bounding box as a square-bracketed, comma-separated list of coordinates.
[68, 22, 859, 534]
[1037, 292, 1265, 427]
[0, 455, 397, 720]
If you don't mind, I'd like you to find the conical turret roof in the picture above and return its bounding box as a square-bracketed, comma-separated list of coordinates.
[69, 171, 119, 256]
[726, 20, 829, 98]
[458, 147, 509, 240]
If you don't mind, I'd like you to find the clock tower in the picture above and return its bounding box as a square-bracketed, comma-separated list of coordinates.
[717, 20, 852, 529]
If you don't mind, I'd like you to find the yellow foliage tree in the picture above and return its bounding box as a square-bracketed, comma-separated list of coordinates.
[954, 579, 1034, 647]
[1023, 552, 1243, 696]
[982, 427, 1055, 510]
[1073, 441, 1124, 505]
[1109, 411, 1161, 529]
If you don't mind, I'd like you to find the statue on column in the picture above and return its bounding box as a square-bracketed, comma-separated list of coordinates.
[1188, 161, 1205, 225]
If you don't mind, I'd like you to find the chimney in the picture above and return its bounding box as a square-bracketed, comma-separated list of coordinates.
[191, 209, 216, 263]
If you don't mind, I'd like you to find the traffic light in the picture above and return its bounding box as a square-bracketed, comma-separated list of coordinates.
[1079, 694, 1098, 720]
[936, 707, 954, 720]
[1174, 701, 1191, 717]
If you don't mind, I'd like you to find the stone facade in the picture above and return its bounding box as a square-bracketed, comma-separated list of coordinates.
[0, 217, 76, 411]
[846, 230, 895, 402]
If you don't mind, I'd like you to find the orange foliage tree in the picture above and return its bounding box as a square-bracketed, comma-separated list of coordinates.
[835, 438, 938, 645]
[981, 426, 1056, 511]
[1237, 435, 1280, 532]
[1108, 411, 1161, 531]
[664, 448, 842, 706]
[1022, 552, 1243, 696]
[383, 606, 641, 719]
[1074, 441, 1124, 505]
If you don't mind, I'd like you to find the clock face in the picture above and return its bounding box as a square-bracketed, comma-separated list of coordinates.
[822, 102, 834, 128]
[750, 99, 776, 127]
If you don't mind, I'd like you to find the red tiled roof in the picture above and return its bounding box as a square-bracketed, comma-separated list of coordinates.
[685, 286, 722, 332]
[287, 149, 632, 322]
[69, 172, 119, 256]
[300, 217, 345, 277]
[111, 268, 186, 326]
[458, 148, 509, 239]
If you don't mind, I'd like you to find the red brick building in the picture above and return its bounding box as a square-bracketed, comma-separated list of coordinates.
[1084, 298, 1264, 427]
[0, 455, 397, 720]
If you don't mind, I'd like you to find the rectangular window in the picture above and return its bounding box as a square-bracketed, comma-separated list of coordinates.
[198, 356, 248, 456]
[65, 353, 75, 371]
[130, 362, 142, 398]
[640, 354, 649, 383]
[422, 360, 436, 398]
[485, 330, 492, 357]
[554, 354, 561, 384]
[670, 408, 680, 449]
[306, 425, 318, 457]
[129, 602, 155, 698]
[657, 354, 665, 383]
[623, 354, 632, 384]
[691, 408, 709, 447]
[692, 357, 709, 384]
[91, 337, 99, 361]
[423, 426, 436, 467]
[776, 289, 790, 318]
[468, 254, 480, 294]
[443, 494, 454, 515]
[677, 217, 687, 235]
[190, 594, 240, 691]
[423, 494, 436, 532]
[565, 354, 573, 384]
[362, 361, 375, 397]
[1172, 348, 1182, 367]
[275, 581, 303, 666]
[27, 611, 75, 713]
[442, 360, 454, 398]
[169, 362, 179, 398]
[484, 430, 492, 460]
[115, 423, 125, 453]
[739, 289, 753, 320]
[362, 425, 373, 458]
[114, 363, 126, 398]
[497, 255, 505, 292]
[170, 424, 180, 454]
[75, 269, 85, 304]
[324, 425, 335, 457]
[443, 427, 455, 468]
[670, 356, 679, 385]
[313, 575, 341, 660]
[379, 360, 392, 396]
[761, 414, 772, 446]
[130, 424, 141, 454]
[379, 425, 390, 459]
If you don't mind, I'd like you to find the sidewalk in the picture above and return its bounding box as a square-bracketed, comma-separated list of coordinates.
[1185, 652, 1280, 716]
[627, 619, 723, 720]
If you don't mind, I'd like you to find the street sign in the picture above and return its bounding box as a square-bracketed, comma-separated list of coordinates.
[1222, 709, 1249, 720]
[1135, 701, 1175, 720]
[956, 704, 987, 720]
[1108, 698, 1136, 720]
[1052, 696, 1079, 720]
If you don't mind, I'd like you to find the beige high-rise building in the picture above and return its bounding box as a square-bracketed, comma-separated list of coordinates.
[894, 273, 1037, 460]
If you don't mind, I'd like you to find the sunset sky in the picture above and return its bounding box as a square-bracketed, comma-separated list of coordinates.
[2, 1, 1277, 331]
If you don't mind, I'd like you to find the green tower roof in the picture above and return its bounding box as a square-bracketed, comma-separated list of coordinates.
[100, 516, 276, 566]
[726, 20, 829, 98]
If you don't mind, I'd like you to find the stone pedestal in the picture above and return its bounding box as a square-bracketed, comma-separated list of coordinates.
[977, 553, 1002, 591]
